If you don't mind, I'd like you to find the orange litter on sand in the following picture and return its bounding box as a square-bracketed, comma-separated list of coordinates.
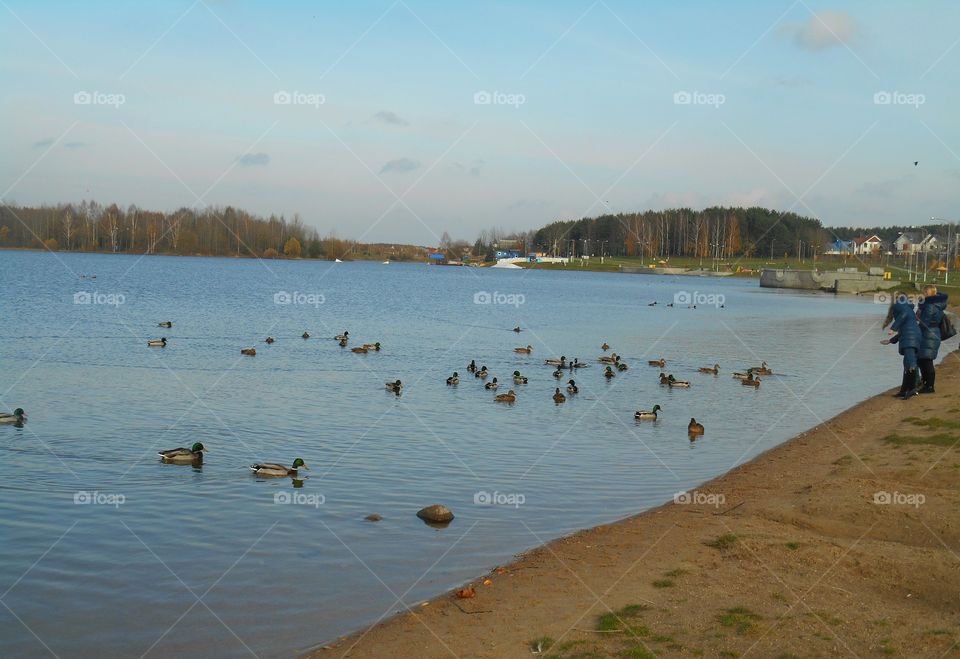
[455, 587, 476, 599]
[482, 579, 492, 586]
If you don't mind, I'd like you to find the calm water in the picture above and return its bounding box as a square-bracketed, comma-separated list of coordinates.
[0, 251, 894, 658]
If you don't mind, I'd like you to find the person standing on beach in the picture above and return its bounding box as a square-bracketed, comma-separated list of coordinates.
[881, 292, 922, 399]
[917, 284, 949, 393]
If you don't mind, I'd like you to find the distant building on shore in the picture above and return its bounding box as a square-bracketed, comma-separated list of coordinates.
[894, 231, 939, 255]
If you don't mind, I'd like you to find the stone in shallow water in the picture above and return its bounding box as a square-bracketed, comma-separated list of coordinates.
[364, 514, 382, 522]
[416, 504, 454, 523]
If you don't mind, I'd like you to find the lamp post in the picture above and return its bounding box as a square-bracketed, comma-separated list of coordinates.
[931, 217, 956, 284]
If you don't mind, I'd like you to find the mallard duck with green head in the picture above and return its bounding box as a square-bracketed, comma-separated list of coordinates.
[250, 458, 308, 477]
[385, 379, 403, 394]
[513, 370, 528, 385]
[485, 377, 499, 390]
[147, 337, 167, 347]
[616, 362, 628, 371]
[0, 408, 27, 425]
[335, 331, 349, 341]
[544, 356, 566, 367]
[604, 366, 615, 379]
[158, 442, 207, 463]
[362, 342, 381, 351]
[668, 376, 690, 388]
[635, 405, 661, 420]
[566, 379, 578, 394]
[446, 372, 459, 385]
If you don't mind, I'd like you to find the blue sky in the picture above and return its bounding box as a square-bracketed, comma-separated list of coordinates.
[2, 0, 958, 244]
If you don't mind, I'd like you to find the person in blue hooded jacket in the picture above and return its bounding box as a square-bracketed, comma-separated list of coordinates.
[917, 284, 949, 393]
[881, 292, 921, 398]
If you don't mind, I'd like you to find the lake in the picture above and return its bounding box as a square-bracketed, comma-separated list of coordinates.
[0, 251, 895, 658]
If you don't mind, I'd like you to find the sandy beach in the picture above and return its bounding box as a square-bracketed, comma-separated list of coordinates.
[312, 347, 960, 658]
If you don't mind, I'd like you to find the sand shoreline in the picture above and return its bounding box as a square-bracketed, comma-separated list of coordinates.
[310, 347, 960, 658]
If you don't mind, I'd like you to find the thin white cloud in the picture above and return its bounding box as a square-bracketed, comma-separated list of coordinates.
[33, 138, 55, 148]
[237, 152, 270, 166]
[371, 111, 409, 126]
[780, 10, 858, 51]
[380, 157, 420, 174]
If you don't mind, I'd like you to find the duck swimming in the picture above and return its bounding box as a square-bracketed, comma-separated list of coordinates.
[338, 337, 348, 347]
[302, 331, 310, 339]
[732, 368, 755, 380]
[566, 379, 578, 394]
[362, 342, 381, 351]
[635, 404, 661, 420]
[668, 376, 690, 388]
[0, 408, 26, 425]
[544, 356, 567, 367]
[485, 377, 499, 390]
[688, 418, 705, 435]
[552, 368, 564, 379]
[335, 331, 349, 341]
[752, 361, 772, 375]
[698, 363, 720, 374]
[553, 388, 566, 403]
[467, 360, 477, 373]
[158, 321, 173, 328]
[476, 367, 489, 379]
[513, 371, 528, 385]
[659, 372, 671, 385]
[148, 338, 167, 347]
[385, 380, 403, 394]
[351, 346, 368, 353]
[446, 372, 459, 385]
[616, 362, 628, 371]
[494, 389, 517, 403]
[741, 375, 761, 388]
[604, 366, 615, 379]
[648, 358, 665, 367]
[265, 336, 275, 344]
[514, 345, 533, 354]
[601, 342, 610, 351]
[158, 442, 207, 463]
[513, 326, 522, 333]
[598, 353, 618, 364]
[250, 458, 308, 477]
[241, 347, 256, 356]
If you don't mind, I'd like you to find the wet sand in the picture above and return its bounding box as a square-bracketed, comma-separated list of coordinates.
[311, 348, 960, 658]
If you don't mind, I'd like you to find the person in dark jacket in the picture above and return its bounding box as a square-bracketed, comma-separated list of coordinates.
[917, 284, 949, 393]
[881, 292, 921, 398]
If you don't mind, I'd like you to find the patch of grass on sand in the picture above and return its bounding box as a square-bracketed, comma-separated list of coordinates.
[652, 579, 674, 588]
[596, 604, 650, 634]
[619, 644, 656, 659]
[530, 636, 554, 653]
[542, 639, 589, 658]
[785, 542, 800, 550]
[717, 607, 762, 635]
[664, 568, 686, 578]
[882, 432, 958, 447]
[705, 533, 738, 550]
[719, 651, 739, 658]
[651, 634, 674, 643]
[905, 416, 960, 430]
[811, 610, 842, 626]
[832, 454, 853, 466]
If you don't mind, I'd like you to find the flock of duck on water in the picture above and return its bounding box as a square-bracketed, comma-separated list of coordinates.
[0, 321, 773, 469]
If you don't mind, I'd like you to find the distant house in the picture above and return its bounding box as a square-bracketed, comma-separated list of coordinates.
[495, 249, 522, 259]
[853, 234, 883, 256]
[894, 231, 939, 255]
[825, 240, 854, 255]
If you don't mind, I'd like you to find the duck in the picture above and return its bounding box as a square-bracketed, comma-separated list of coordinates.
[512, 371, 528, 385]
[351, 346, 368, 353]
[338, 337, 348, 347]
[362, 342, 381, 351]
[147, 337, 167, 347]
[485, 377, 499, 390]
[158, 442, 207, 463]
[634, 404, 661, 420]
[0, 408, 26, 425]
[250, 458, 308, 477]
[544, 356, 567, 367]
[265, 336, 275, 344]
[648, 301, 657, 306]
[476, 367, 489, 380]
[667, 375, 690, 388]
[742, 375, 761, 388]
[553, 388, 566, 403]
[648, 358, 666, 367]
[385, 380, 403, 394]
[158, 321, 173, 328]
[698, 363, 720, 375]
[601, 342, 610, 351]
[552, 368, 564, 379]
[513, 326, 522, 333]
[467, 360, 477, 373]
[688, 418, 705, 435]
[604, 366, 615, 379]
[616, 362, 628, 372]
[241, 347, 256, 356]
[335, 331, 349, 341]
[566, 379, 578, 394]
[570, 359, 589, 368]
[494, 389, 517, 403]
[732, 368, 755, 380]
[302, 331, 310, 339]
[514, 345, 533, 354]
[659, 372, 671, 385]
[752, 361, 773, 375]
[446, 372, 459, 385]
[598, 353, 618, 364]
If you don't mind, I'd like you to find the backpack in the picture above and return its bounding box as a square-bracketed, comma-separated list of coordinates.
[941, 313, 957, 340]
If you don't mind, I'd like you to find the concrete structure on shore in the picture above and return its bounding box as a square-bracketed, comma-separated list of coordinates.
[759, 267, 900, 294]
[620, 265, 734, 277]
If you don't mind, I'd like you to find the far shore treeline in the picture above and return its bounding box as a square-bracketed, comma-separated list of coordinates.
[0, 200, 950, 262]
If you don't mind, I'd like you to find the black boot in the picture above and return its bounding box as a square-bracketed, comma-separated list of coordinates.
[896, 369, 919, 399]
[919, 360, 936, 393]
